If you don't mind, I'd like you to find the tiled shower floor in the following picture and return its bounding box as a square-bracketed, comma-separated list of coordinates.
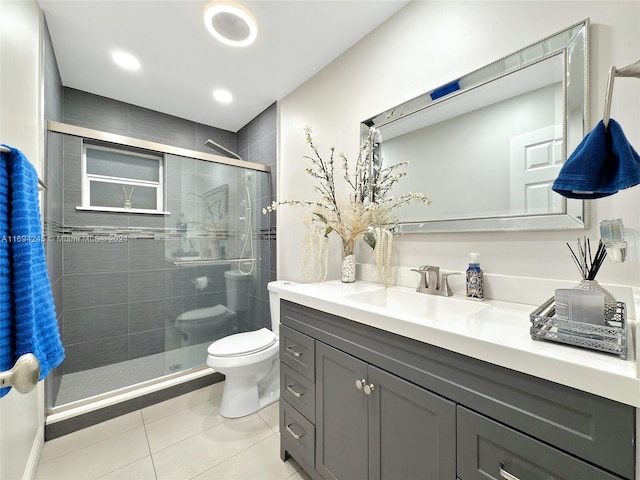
[55, 342, 211, 406]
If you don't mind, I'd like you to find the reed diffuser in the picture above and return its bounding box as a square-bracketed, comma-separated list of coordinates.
[566, 237, 616, 321]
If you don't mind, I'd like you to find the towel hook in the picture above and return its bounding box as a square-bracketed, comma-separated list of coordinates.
[603, 58, 640, 128]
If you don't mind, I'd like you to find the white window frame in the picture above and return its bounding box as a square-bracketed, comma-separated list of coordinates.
[80, 142, 166, 214]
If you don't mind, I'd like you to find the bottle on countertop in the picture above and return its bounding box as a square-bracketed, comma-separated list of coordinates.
[466, 252, 484, 300]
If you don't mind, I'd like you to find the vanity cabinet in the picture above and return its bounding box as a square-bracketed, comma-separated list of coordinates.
[315, 342, 456, 480]
[279, 300, 636, 480]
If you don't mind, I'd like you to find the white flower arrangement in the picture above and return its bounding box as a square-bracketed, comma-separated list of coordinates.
[264, 126, 431, 284]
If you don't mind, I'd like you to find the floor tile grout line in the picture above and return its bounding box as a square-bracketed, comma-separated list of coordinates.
[142, 417, 160, 480]
[40, 410, 146, 465]
[93, 455, 155, 480]
[145, 409, 232, 454]
[141, 391, 225, 427]
[37, 425, 151, 480]
[148, 411, 258, 456]
[185, 432, 279, 480]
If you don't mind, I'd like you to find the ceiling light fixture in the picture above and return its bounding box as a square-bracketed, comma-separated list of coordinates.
[111, 50, 141, 71]
[213, 89, 233, 104]
[203, 1, 257, 47]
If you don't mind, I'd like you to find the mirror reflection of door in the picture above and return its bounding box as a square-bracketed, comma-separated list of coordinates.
[509, 125, 564, 215]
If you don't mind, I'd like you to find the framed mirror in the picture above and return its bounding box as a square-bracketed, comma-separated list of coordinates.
[362, 19, 589, 233]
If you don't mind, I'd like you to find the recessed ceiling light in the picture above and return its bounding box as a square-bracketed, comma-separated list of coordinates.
[111, 51, 140, 71]
[203, 1, 257, 47]
[213, 89, 233, 104]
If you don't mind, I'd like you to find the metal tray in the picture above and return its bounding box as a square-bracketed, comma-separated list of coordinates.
[530, 297, 627, 359]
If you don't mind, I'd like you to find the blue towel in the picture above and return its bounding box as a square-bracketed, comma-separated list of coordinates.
[552, 119, 640, 199]
[0, 145, 64, 397]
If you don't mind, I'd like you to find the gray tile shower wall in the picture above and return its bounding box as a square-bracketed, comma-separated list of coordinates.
[237, 103, 277, 330]
[59, 127, 235, 374]
[63, 88, 237, 154]
[57, 89, 277, 376]
[43, 17, 64, 407]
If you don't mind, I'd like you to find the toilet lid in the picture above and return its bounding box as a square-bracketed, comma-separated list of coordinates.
[208, 328, 277, 357]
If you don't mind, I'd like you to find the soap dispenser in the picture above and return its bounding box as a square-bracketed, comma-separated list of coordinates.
[466, 253, 484, 300]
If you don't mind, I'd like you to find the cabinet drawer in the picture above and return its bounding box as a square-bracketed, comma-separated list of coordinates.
[281, 399, 315, 469]
[457, 406, 624, 480]
[280, 324, 315, 381]
[281, 362, 315, 423]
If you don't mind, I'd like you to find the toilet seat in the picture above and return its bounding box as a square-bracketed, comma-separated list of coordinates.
[176, 305, 234, 323]
[208, 328, 276, 357]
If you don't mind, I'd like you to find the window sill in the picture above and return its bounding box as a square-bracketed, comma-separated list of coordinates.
[76, 206, 171, 215]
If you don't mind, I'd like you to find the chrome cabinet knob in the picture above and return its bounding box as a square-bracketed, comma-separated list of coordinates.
[363, 383, 375, 395]
[355, 378, 366, 390]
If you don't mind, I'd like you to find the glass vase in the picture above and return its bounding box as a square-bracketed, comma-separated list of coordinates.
[575, 279, 617, 322]
[341, 239, 356, 283]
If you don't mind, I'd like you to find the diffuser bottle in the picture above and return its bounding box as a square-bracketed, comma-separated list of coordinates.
[466, 253, 484, 300]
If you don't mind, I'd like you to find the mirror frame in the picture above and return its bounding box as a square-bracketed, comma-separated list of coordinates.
[362, 19, 590, 233]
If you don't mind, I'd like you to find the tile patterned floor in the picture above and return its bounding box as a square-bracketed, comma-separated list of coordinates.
[37, 382, 311, 480]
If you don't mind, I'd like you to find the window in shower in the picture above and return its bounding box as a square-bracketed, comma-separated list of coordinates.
[80, 142, 165, 213]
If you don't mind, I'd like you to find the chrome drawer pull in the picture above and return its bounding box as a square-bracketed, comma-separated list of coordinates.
[356, 378, 366, 389]
[286, 423, 304, 440]
[499, 463, 520, 480]
[286, 384, 304, 398]
[286, 345, 302, 357]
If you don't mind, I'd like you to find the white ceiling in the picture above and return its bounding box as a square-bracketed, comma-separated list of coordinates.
[39, 0, 409, 133]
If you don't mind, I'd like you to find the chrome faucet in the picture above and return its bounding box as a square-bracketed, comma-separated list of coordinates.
[411, 265, 460, 297]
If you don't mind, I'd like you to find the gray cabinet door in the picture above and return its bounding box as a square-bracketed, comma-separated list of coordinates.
[457, 406, 624, 480]
[368, 365, 456, 480]
[316, 342, 368, 480]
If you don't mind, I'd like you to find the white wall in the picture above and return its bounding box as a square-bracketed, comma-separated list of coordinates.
[0, 1, 45, 478]
[278, 1, 640, 294]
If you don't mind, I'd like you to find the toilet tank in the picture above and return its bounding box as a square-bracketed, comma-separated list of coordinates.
[267, 281, 295, 334]
[224, 270, 254, 312]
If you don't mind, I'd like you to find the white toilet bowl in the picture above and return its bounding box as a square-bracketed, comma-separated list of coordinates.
[175, 305, 237, 345]
[207, 328, 279, 418]
[206, 280, 293, 418]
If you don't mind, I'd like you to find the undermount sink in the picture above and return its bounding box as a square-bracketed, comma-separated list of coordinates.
[343, 287, 489, 322]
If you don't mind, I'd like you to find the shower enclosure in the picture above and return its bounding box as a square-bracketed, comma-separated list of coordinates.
[45, 126, 272, 412]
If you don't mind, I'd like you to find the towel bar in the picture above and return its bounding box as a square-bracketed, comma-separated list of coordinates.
[1, 144, 48, 191]
[603, 58, 640, 128]
[0, 353, 40, 395]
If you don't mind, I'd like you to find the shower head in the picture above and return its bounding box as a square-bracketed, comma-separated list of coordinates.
[204, 139, 244, 162]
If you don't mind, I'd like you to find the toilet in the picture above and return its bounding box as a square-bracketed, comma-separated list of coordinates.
[174, 270, 253, 346]
[206, 280, 292, 418]
[174, 305, 237, 345]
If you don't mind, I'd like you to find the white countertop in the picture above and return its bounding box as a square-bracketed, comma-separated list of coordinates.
[278, 280, 640, 407]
